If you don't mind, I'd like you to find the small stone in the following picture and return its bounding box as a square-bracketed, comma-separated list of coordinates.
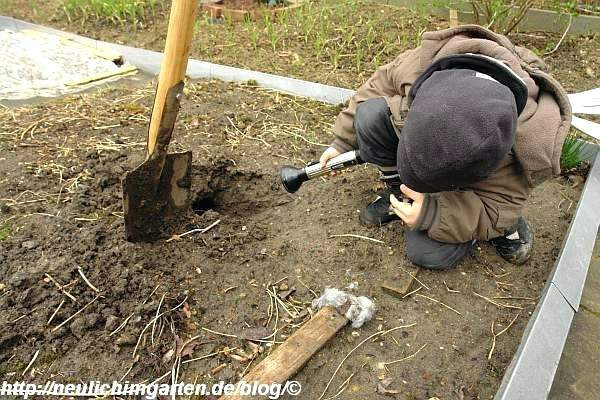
[586, 66, 595, 78]
[22, 240, 39, 250]
[70, 318, 87, 339]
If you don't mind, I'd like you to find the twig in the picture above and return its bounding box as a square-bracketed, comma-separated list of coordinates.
[47, 299, 65, 325]
[473, 291, 522, 310]
[399, 266, 429, 290]
[150, 370, 172, 385]
[488, 313, 521, 359]
[443, 280, 460, 293]
[268, 287, 298, 318]
[151, 293, 166, 346]
[132, 296, 188, 358]
[166, 219, 221, 242]
[11, 308, 38, 324]
[296, 277, 318, 298]
[77, 267, 99, 292]
[120, 356, 139, 382]
[109, 313, 134, 337]
[22, 350, 40, 377]
[324, 372, 355, 400]
[266, 289, 280, 345]
[329, 234, 384, 244]
[318, 324, 416, 400]
[44, 274, 77, 302]
[493, 295, 537, 301]
[415, 294, 462, 316]
[401, 286, 422, 299]
[51, 295, 100, 332]
[273, 276, 288, 286]
[381, 343, 428, 367]
[182, 347, 238, 364]
[543, 13, 573, 56]
[201, 327, 238, 338]
[286, 130, 328, 147]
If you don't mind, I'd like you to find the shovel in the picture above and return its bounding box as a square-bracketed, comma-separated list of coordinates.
[122, 0, 198, 242]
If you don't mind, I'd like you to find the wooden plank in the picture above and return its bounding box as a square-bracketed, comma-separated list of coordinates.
[220, 305, 348, 399]
[381, 265, 419, 299]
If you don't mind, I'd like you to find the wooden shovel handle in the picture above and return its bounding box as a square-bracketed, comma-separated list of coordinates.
[147, 0, 198, 157]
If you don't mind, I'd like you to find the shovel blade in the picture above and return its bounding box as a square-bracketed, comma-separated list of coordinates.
[122, 151, 192, 242]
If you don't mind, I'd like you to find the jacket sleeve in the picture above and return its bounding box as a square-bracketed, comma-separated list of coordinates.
[331, 49, 417, 152]
[414, 153, 531, 244]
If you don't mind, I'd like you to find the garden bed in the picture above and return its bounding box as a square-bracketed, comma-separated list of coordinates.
[2, 0, 597, 90]
[0, 80, 585, 399]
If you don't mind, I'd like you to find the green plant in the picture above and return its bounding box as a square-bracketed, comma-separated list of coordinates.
[355, 45, 364, 72]
[263, 14, 282, 51]
[63, 0, 162, 24]
[560, 133, 586, 170]
[328, 45, 343, 70]
[0, 223, 10, 241]
[245, 19, 261, 50]
[470, 0, 534, 34]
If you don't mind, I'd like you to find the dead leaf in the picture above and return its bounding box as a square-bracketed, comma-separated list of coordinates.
[162, 348, 175, 364]
[182, 302, 192, 319]
[294, 308, 309, 320]
[240, 326, 272, 341]
[175, 335, 198, 358]
[376, 378, 400, 396]
[211, 363, 227, 375]
[229, 354, 249, 362]
[278, 286, 296, 300]
[236, 348, 252, 358]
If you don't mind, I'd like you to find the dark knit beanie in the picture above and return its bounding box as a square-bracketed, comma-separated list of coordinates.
[397, 68, 518, 193]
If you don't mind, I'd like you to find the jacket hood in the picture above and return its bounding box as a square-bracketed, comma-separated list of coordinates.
[418, 25, 572, 186]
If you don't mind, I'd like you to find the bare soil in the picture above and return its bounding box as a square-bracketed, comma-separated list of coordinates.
[0, 80, 584, 399]
[0, 1, 597, 398]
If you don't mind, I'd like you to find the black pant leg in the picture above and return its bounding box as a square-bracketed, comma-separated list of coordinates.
[354, 97, 399, 167]
[404, 229, 472, 270]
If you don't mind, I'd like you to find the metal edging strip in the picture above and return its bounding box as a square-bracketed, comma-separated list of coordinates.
[495, 147, 600, 400]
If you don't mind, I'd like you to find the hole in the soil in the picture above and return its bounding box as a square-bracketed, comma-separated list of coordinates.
[191, 192, 217, 215]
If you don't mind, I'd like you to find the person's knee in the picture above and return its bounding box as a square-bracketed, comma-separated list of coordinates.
[354, 97, 390, 136]
[405, 230, 471, 270]
[406, 247, 457, 270]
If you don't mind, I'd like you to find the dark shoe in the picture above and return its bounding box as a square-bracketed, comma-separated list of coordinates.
[490, 216, 533, 265]
[359, 188, 401, 227]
